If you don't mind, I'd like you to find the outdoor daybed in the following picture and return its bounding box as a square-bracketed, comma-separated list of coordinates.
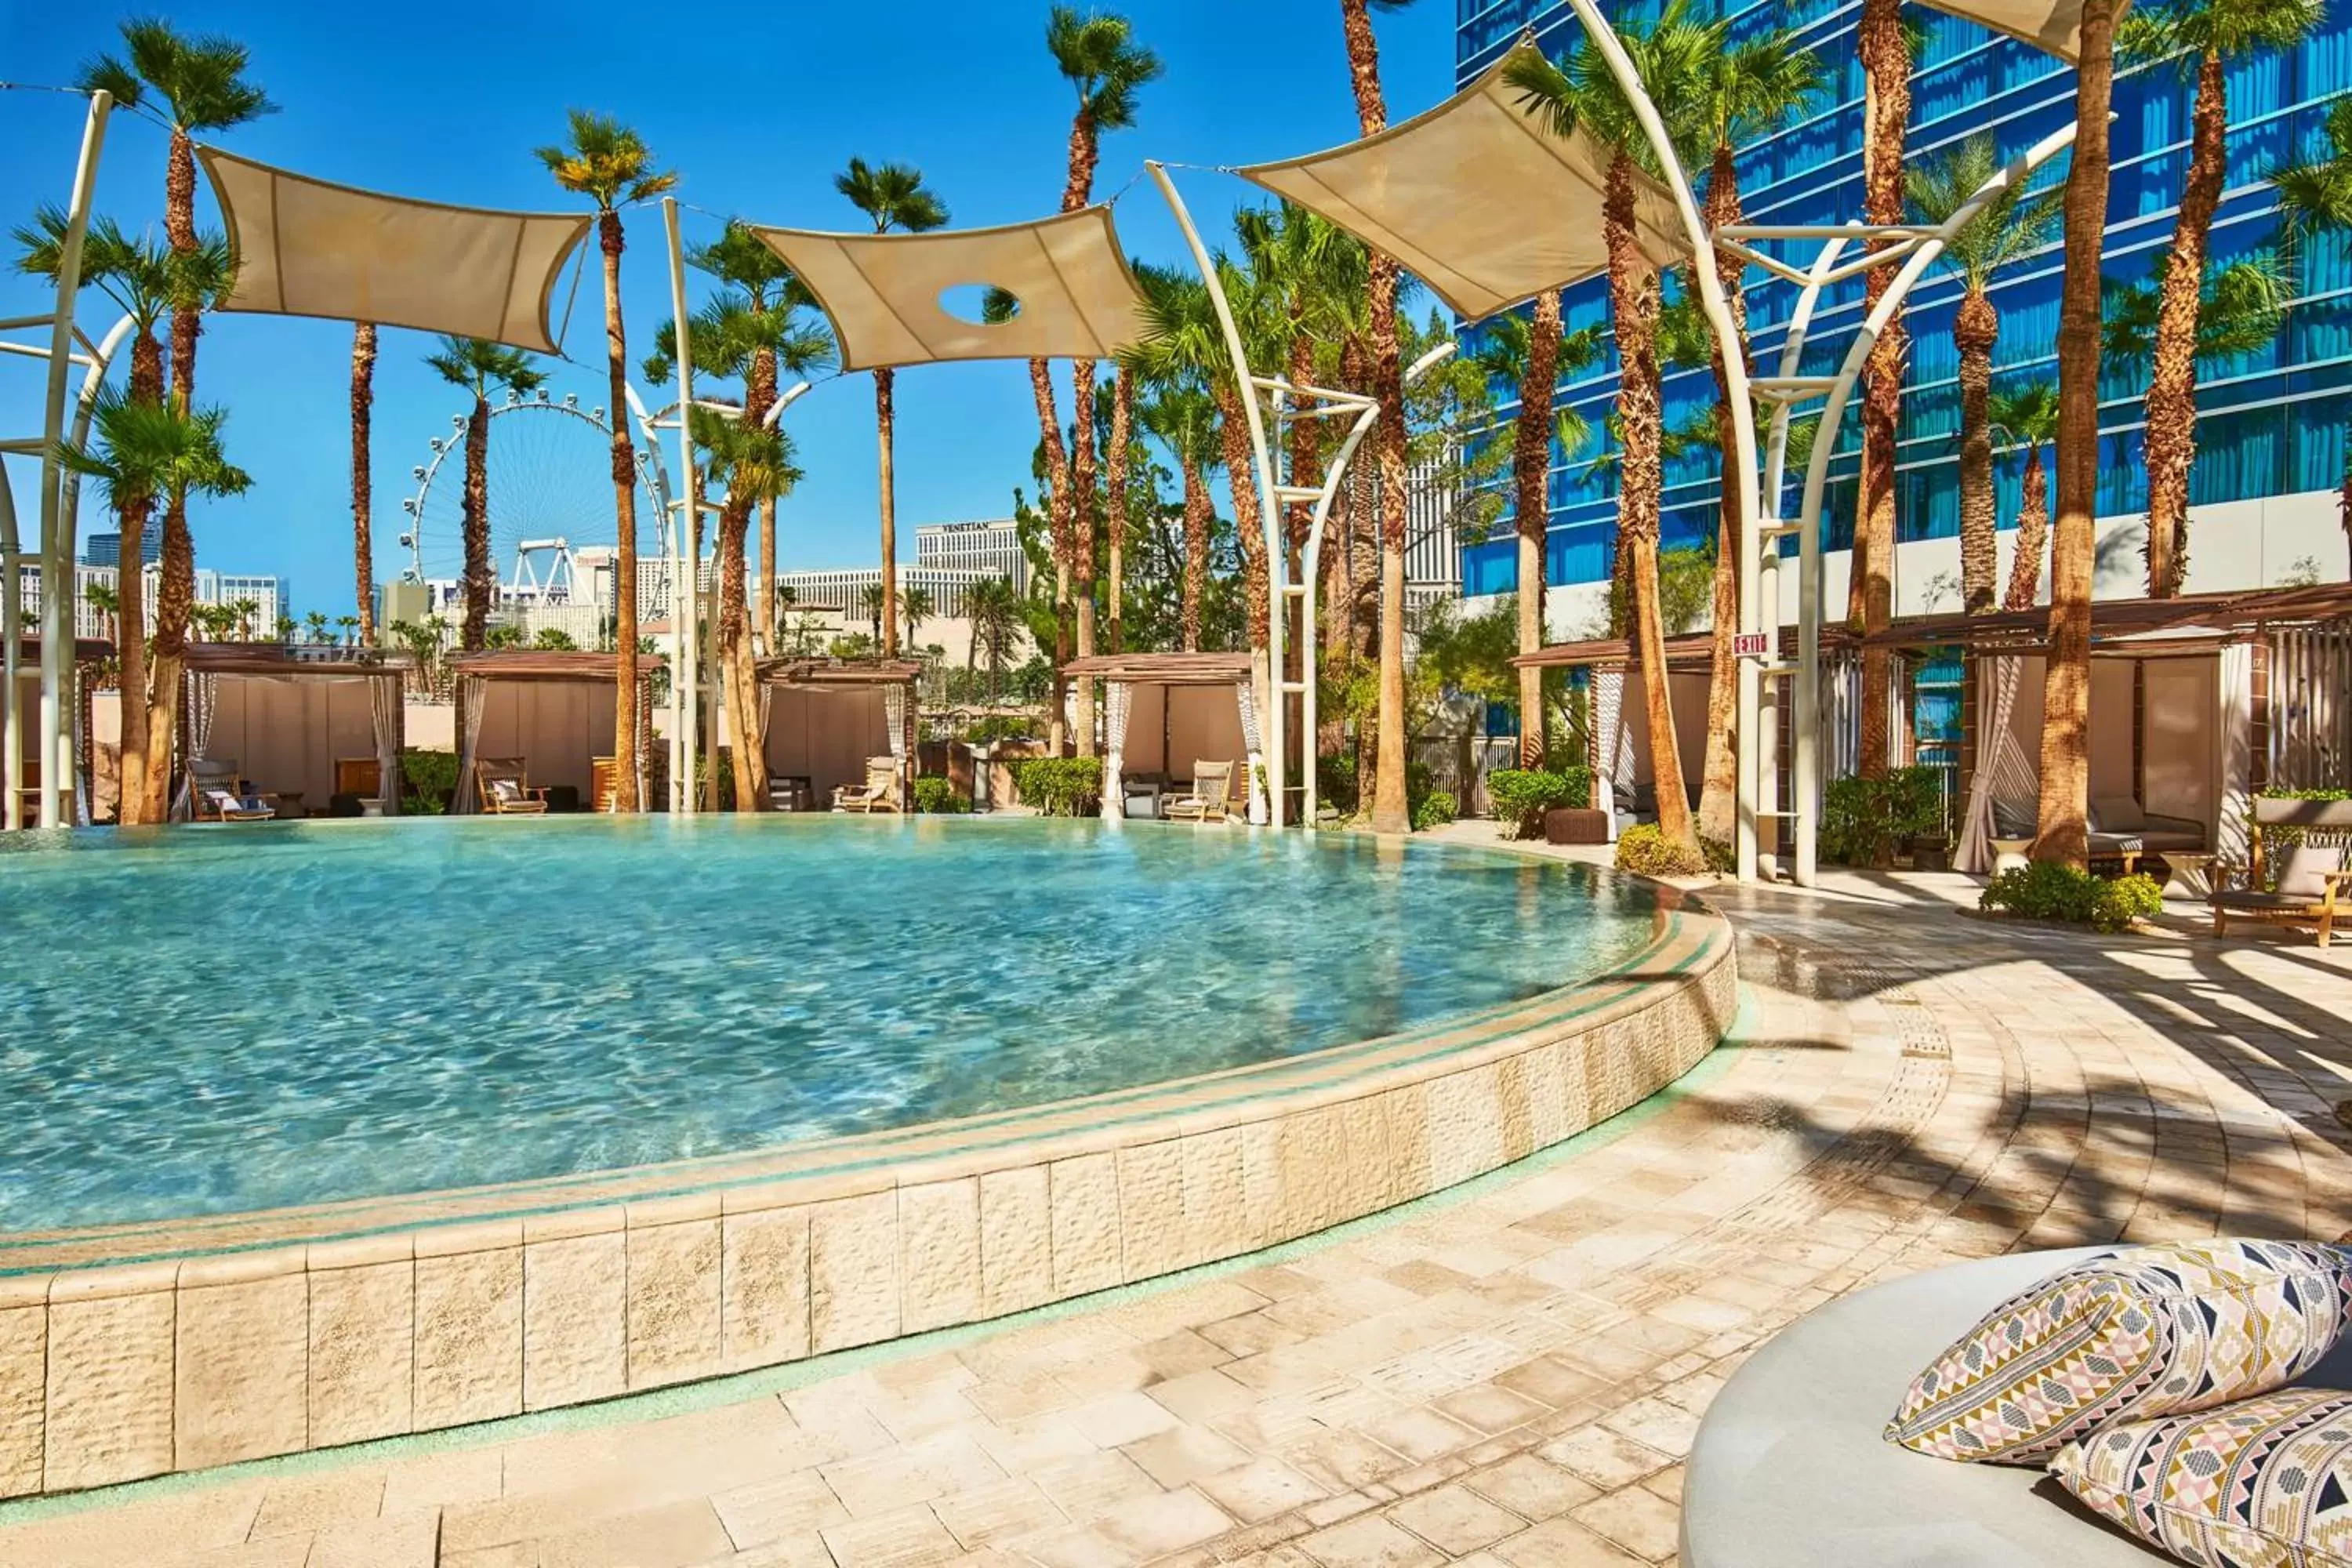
[1682, 1247, 2352, 1566]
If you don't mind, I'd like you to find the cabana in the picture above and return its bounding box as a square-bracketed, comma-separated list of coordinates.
[449, 650, 657, 815]
[753, 657, 919, 812]
[174, 644, 409, 821]
[1871, 584, 2352, 877]
[1063, 652, 1264, 825]
[5, 637, 109, 829]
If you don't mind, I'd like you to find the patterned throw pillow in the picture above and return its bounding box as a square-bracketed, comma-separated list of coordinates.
[1886, 1240, 2352, 1465]
[2049, 1390, 2352, 1567]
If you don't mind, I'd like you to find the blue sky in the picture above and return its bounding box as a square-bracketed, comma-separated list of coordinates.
[0, 2, 1456, 619]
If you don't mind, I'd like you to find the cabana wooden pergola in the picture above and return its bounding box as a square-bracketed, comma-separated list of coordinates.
[753, 657, 919, 812]
[5, 637, 109, 829]
[174, 644, 412, 821]
[448, 650, 658, 815]
[1062, 651, 1264, 824]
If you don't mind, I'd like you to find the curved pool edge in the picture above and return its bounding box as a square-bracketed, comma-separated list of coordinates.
[0, 884, 1737, 1498]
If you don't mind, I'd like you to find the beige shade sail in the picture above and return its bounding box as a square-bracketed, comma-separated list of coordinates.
[1236, 44, 1686, 323]
[199, 150, 591, 355]
[1915, 0, 2111, 61]
[751, 207, 1149, 373]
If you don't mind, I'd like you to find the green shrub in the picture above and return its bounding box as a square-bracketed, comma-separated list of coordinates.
[1411, 789, 1457, 832]
[1485, 767, 1594, 839]
[965, 714, 1037, 746]
[1615, 822, 1710, 877]
[1011, 756, 1102, 817]
[1820, 765, 1947, 866]
[1980, 862, 2163, 932]
[398, 749, 458, 815]
[1319, 753, 1360, 815]
[913, 776, 971, 815]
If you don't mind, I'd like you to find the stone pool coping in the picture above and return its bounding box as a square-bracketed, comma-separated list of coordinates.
[0, 876, 1735, 1498]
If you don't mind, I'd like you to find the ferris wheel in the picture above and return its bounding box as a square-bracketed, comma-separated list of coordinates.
[397, 387, 659, 604]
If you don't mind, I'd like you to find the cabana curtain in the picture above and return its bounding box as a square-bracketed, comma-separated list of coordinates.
[451, 674, 488, 817]
[1237, 669, 1267, 826]
[1955, 656, 2032, 874]
[883, 684, 909, 805]
[1102, 680, 1132, 827]
[169, 671, 220, 822]
[369, 673, 403, 818]
[2219, 641, 2255, 870]
[1592, 669, 1632, 833]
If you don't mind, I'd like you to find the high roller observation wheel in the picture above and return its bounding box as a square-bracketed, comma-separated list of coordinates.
[397, 387, 659, 596]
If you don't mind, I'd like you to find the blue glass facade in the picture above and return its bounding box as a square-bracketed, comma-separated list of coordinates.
[1453, 0, 2352, 598]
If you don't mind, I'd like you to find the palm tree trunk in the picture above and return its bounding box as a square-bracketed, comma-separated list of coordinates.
[1106, 368, 1133, 654]
[1213, 378, 1271, 652]
[1955, 289, 2000, 613]
[2034, 0, 2118, 867]
[1027, 359, 1074, 753]
[875, 365, 901, 658]
[2143, 47, 2227, 600]
[1697, 152, 1751, 848]
[757, 495, 777, 656]
[460, 397, 492, 651]
[1515, 289, 1563, 768]
[717, 493, 765, 811]
[1340, 0, 1410, 835]
[1856, 0, 1910, 781]
[352, 323, 378, 645]
[1607, 155, 1698, 857]
[148, 126, 205, 822]
[1181, 463, 1208, 652]
[1073, 359, 1098, 757]
[114, 329, 162, 824]
[2004, 445, 2051, 610]
[599, 210, 643, 811]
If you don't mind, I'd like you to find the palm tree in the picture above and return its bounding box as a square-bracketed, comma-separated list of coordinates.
[13, 212, 224, 822]
[537, 111, 675, 812]
[2122, 0, 2325, 597]
[1138, 381, 1221, 651]
[1510, 27, 1706, 862]
[83, 582, 118, 644]
[835, 159, 949, 662]
[351, 324, 378, 644]
[2036, 0, 2126, 866]
[1905, 135, 2062, 613]
[424, 336, 546, 652]
[691, 405, 801, 808]
[900, 584, 934, 650]
[1043, 8, 1161, 755]
[306, 609, 331, 644]
[966, 576, 1024, 702]
[1852, 0, 1913, 784]
[1104, 369, 1136, 654]
[1475, 309, 1602, 764]
[56, 393, 252, 771]
[2269, 98, 2352, 559]
[859, 581, 889, 646]
[1335, 0, 1422, 832]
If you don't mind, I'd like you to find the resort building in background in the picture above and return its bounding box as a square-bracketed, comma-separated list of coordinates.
[80, 530, 159, 568]
[16, 561, 292, 640]
[1454, 0, 2352, 633]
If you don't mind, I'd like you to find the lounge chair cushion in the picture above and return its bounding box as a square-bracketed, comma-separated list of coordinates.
[2049, 1389, 2352, 1567]
[2091, 796, 2147, 832]
[2134, 828, 2208, 854]
[489, 779, 522, 805]
[2214, 887, 2324, 911]
[1886, 1239, 2352, 1465]
[2281, 845, 2350, 902]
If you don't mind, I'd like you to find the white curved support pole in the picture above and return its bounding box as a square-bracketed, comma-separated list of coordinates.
[661, 198, 701, 814]
[49, 314, 132, 827]
[31, 90, 109, 829]
[1149, 162, 1290, 826]
[1786, 121, 2077, 887]
[1557, 0, 1763, 879]
[760, 380, 812, 430]
[1, 469, 22, 831]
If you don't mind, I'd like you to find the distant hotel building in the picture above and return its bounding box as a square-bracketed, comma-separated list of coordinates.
[774, 519, 1029, 621]
[82, 532, 161, 568]
[16, 563, 290, 640]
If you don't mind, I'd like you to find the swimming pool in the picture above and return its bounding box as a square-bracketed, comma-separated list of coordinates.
[0, 816, 1661, 1232]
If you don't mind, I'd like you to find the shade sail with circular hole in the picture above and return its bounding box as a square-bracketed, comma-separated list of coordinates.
[1236, 44, 1687, 324]
[198, 150, 591, 355]
[750, 206, 1149, 373]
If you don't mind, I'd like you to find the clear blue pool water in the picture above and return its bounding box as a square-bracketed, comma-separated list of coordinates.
[0, 816, 1660, 1231]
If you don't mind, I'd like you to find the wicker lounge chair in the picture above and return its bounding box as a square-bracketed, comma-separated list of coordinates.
[196, 785, 274, 822]
[2211, 796, 2352, 947]
[834, 757, 902, 814]
[1164, 760, 1236, 823]
[474, 758, 550, 815]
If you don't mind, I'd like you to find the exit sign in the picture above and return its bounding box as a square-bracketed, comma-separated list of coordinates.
[1733, 633, 1771, 657]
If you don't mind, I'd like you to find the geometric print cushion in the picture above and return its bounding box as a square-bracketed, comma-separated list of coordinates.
[1886, 1240, 2352, 1465]
[2049, 1390, 2352, 1568]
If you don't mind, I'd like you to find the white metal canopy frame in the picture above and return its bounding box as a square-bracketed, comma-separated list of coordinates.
[0, 88, 114, 832]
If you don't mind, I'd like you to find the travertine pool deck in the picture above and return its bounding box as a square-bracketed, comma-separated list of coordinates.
[4, 839, 2350, 1567]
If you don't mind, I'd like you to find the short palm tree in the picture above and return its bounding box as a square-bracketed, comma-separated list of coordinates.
[2270, 98, 2352, 556]
[1510, 21, 1711, 862]
[691, 406, 802, 809]
[306, 610, 331, 644]
[424, 336, 546, 652]
[858, 581, 890, 646]
[836, 159, 949, 660]
[1991, 381, 2061, 610]
[537, 111, 675, 811]
[900, 585, 934, 650]
[1475, 310, 1602, 764]
[2122, 0, 2327, 597]
[966, 576, 1024, 702]
[1906, 135, 2063, 613]
[1138, 380, 1221, 651]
